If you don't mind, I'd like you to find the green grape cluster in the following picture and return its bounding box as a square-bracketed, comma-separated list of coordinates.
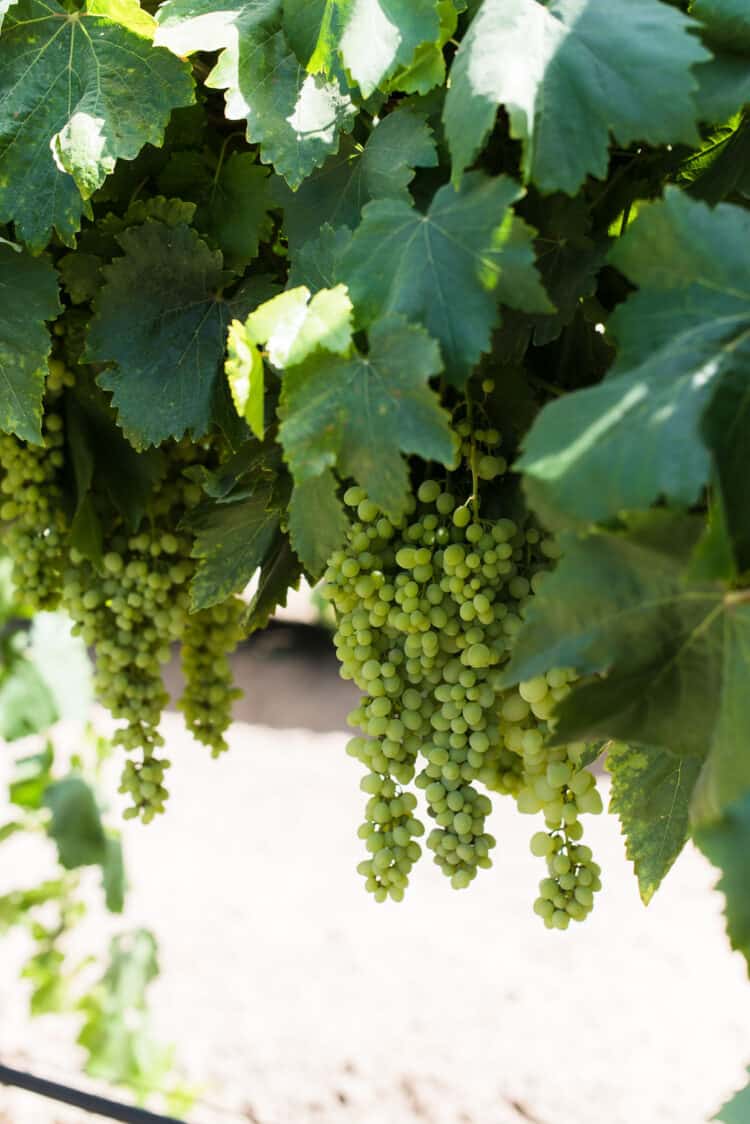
[62, 519, 193, 823]
[179, 597, 246, 757]
[0, 405, 67, 611]
[0, 354, 247, 821]
[323, 435, 605, 924]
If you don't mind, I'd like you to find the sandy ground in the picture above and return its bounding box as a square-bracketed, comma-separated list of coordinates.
[1, 696, 749, 1124]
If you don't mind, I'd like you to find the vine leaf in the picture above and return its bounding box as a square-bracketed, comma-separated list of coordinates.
[692, 0, 750, 123]
[518, 191, 750, 558]
[44, 777, 107, 869]
[340, 173, 551, 385]
[694, 790, 750, 977]
[287, 224, 352, 291]
[607, 742, 702, 905]
[87, 222, 267, 449]
[248, 284, 354, 368]
[226, 321, 265, 441]
[199, 154, 272, 268]
[287, 470, 349, 576]
[444, 0, 708, 194]
[501, 513, 750, 823]
[715, 1072, 750, 1124]
[388, 0, 463, 96]
[0, 0, 194, 250]
[155, 0, 355, 188]
[272, 106, 437, 251]
[186, 485, 280, 611]
[280, 314, 455, 517]
[159, 151, 274, 268]
[282, 0, 442, 96]
[245, 530, 303, 632]
[0, 245, 61, 444]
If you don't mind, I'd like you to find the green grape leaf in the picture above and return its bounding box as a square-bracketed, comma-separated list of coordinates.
[273, 107, 437, 251]
[58, 253, 104, 306]
[691, 0, 750, 50]
[502, 514, 750, 822]
[388, 0, 461, 95]
[684, 2, 750, 123]
[201, 154, 273, 268]
[716, 1073, 750, 1124]
[155, 1, 355, 188]
[245, 529, 303, 631]
[0, 245, 61, 443]
[87, 222, 247, 448]
[607, 742, 702, 905]
[340, 173, 551, 384]
[694, 790, 750, 976]
[0, 0, 194, 250]
[102, 835, 126, 914]
[186, 485, 280, 610]
[521, 194, 606, 346]
[0, 660, 59, 741]
[247, 284, 354, 368]
[9, 743, 54, 811]
[44, 776, 108, 869]
[283, 0, 442, 96]
[66, 377, 167, 533]
[161, 151, 273, 268]
[279, 315, 456, 517]
[287, 224, 352, 290]
[683, 116, 750, 206]
[518, 192, 750, 549]
[226, 320, 266, 440]
[287, 470, 349, 575]
[444, 0, 708, 194]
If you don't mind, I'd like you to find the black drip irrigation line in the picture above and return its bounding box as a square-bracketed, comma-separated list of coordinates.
[0, 1063, 187, 1124]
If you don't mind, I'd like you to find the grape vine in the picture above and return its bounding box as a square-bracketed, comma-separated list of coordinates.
[0, 5, 746, 1098]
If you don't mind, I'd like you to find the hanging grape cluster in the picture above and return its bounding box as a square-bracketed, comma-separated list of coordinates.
[0, 349, 247, 823]
[323, 424, 604, 926]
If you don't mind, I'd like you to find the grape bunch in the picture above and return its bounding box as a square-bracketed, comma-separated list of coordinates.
[0, 351, 248, 822]
[323, 433, 604, 925]
[0, 375, 70, 611]
[179, 597, 246, 757]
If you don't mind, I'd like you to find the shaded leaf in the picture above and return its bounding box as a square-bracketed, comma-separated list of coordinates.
[444, 0, 707, 193]
[273, 106, 437, 250]
[288, 470, 348, 574]
[245, 529, 303, 631]
[287, 223, 352, 290]
[340, 173, 551, 384]
[87, 222, 238, 448]
[186, 485, 280, 610]
[0, 245, 61, 443]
